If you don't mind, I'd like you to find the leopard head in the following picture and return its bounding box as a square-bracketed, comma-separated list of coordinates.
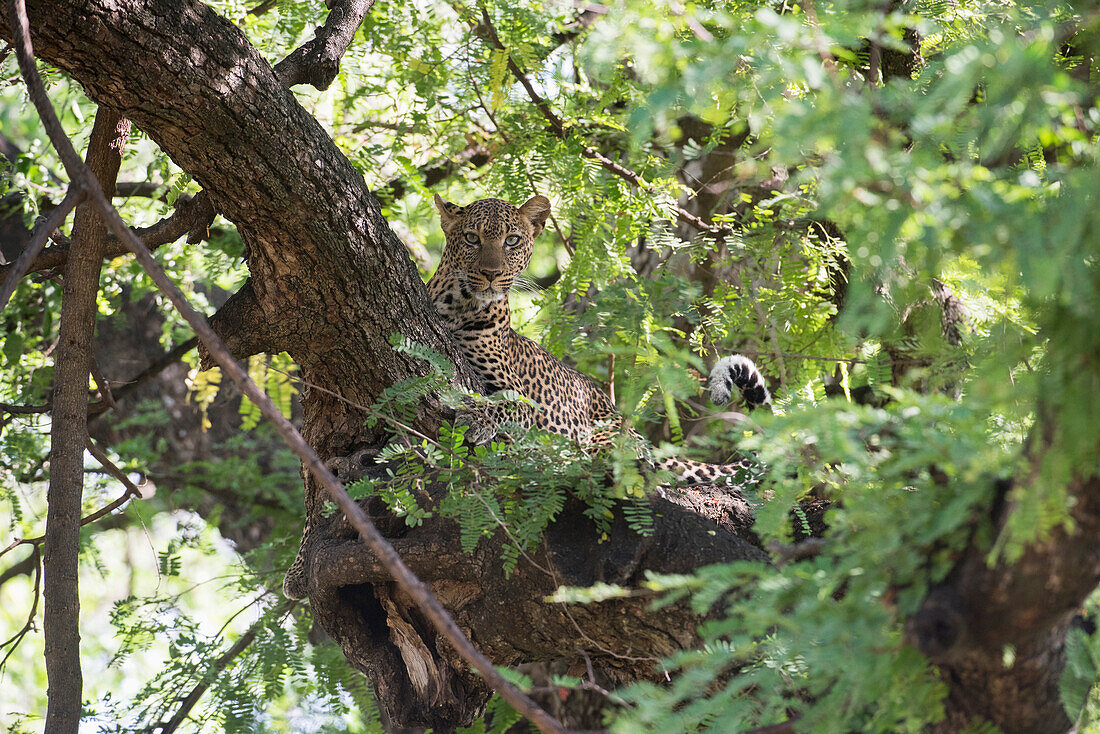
[433, 194, 551, 302]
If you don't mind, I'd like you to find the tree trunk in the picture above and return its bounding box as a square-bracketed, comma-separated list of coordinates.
[44, 107, 129, 734]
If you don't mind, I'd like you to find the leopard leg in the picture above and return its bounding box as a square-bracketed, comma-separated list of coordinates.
[456, 394, 539, 445]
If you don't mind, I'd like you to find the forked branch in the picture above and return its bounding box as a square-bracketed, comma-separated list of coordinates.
[273, 0, 376, 90]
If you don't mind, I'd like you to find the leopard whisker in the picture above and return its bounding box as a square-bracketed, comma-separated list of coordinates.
[510, 274, 543, 294]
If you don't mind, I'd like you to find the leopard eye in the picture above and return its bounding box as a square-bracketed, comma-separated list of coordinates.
[463, 232, 480, 245]
[504, 234, 521, 247]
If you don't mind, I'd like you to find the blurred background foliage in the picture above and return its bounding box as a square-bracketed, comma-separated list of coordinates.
[1, 0, 1098, 730]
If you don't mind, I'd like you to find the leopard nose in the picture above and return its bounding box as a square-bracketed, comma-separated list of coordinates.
[480, 267, 502, 280]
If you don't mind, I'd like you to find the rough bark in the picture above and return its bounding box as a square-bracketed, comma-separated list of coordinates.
[44, 107, 129, 734]
[0, 1, 657, 726]
[272, 0, 376, 90]
[0, 0, 479, 534]
[302, 464, 767, 729]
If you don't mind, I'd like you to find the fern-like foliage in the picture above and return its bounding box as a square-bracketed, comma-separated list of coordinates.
[355, 337, 655, 577]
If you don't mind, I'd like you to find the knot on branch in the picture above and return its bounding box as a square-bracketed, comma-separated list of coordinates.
[908, 585, 967, 660]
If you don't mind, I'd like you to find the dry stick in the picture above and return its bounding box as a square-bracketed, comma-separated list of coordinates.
[7, 3, 568, 732]
[0, 186, 84, 310]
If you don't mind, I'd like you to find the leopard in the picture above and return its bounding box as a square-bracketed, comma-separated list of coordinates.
[425, 193, 771, 481]
[281, 194, 770, 600]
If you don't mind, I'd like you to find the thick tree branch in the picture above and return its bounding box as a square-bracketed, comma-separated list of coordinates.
[0, 186, 84, 309]
[273, 0, 376, 90]
[114, 180, 166, 200]
[197, 279, 274, 369]
[910, 422, 1100, 734]
[0, 549, 36, 593]
[0, 401, 50, 415]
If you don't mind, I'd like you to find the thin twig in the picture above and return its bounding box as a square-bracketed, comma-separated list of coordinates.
[471, 6, 724, 235]
[0, 537, 29, 561]
[89, 337, 198, 416]
[750, 285, 788, 390]
[8, 5, 568, 731]
[466, 72, 571, 254]
[89, 356, 118, 412]
[84, 436, 144, 500]
[0, 545, 41, 673]
[1, 337, 198, 421]
[1, 476, 140, 560]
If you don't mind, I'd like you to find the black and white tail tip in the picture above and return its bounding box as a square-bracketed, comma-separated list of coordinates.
[709, 355, 771, 408]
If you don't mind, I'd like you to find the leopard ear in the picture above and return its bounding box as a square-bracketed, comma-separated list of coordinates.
[434, 193, 464, 233]
[518, 195, 551, 238]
